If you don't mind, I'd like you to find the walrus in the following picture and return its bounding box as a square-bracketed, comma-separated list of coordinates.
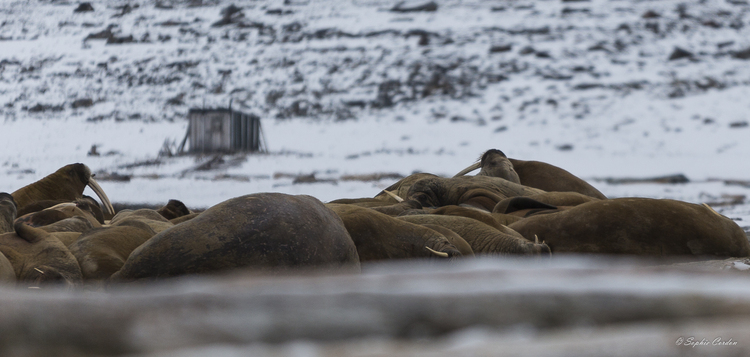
[69, 224, 156, 280]
[11, 163, 115, 218]
[454, 149, 521, 183]
[405, 175, 545, 209]
[429, 205, 523, 229]
[418, 224, 474, 257]
[17, 195, 106, 224]
[0, 222, 83, 287]
[15, 203, 102, 229]
[170, 212, 201, 225]
[0, 193, 17, 234]
[329, 196, 424, 216]
[110, 193, 360, 281]
[110, 208, 174, 234]
[0, 251, 15, 283]
[326, 204, 462, 261]
[508, 198, 750, 258]
[373, 173, 440, 202]
[492, 196, 558, 216]
[455, 149, 607, 199]
[494, 192, 600, 213]
[38, 216, 94, 235]
[398, 214, 550, 256]
[156, 199, 191, 220]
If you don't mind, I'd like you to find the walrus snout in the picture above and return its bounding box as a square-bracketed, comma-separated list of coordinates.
[536, 242, 552, 258]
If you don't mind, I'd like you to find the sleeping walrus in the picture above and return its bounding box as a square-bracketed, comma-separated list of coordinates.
[111, 193, 360, 281]
[508, 197, 750, 258]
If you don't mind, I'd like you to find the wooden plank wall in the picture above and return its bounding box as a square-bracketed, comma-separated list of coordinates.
[190, 110, 260, 153]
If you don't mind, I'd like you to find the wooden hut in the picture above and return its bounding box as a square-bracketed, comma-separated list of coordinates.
[183, 108, 266, 154]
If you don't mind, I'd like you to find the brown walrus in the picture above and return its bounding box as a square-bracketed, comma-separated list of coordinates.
[327, 204, 462, 261]
[11, 163, 115, 218]
[455, 149, 607, 199]
[0, 193, 17, 234]
[111, 193, 360, 281]
[508, 197, 750, 258]
[0, 222, 83, 287]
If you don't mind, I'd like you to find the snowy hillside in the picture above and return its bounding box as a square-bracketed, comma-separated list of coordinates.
[2, 0, 750, 228]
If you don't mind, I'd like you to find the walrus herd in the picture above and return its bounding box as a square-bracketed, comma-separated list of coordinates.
[0, 149, 748, 288]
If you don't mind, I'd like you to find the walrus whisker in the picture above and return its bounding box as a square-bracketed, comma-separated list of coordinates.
[425, 246, 449, 258]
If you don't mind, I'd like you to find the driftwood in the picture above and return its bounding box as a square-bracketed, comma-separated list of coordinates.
[602, 174, 690, 185]
[0, 257, 749, 356]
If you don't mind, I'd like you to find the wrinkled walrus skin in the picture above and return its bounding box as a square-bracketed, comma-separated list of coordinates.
[111, 193, 360, 281]
[0, 193, 17, 234]
[406, 176, 545, 209]
[69, 224, 156, 280]
[508, 197, 750, 258]
[0, 222, 83, 287]
[398, 214, 550, 256]
[326, 204, 462, 261]
[0, 251, 15, 283]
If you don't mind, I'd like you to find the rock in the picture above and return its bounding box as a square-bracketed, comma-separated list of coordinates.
[731, 47, 750, 60]
[212, 4, 244, 27]
[266, 9, 294, 15]
[668, 47, 693, 60]
[489, 44, 512, 53]
[71, 98, 94, 109]
[111, 4, 134, 18]
[166, 93, 185, 106]
[87, 145, 99, 157]
[73, 3, 94, 13]
[642, 10, 660, 18]
[85, 26, 115, 40]
[535, 51, 552, 58]
[391, 1, 438, 13]
[26, 103, 65, 113]
[519, 46, 535, 55]
[106, 35, 135, 45]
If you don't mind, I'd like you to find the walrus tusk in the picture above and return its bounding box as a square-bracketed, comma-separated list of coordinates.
[425, 246, 449, 258]
[702, 203, 725, 218]
[453, 161, 481, 177]
[383, 190, 404, 202]
[87, 177, 115, 217]
[46, 202, 77, 211]
[535, 235, 539, 244]
[34, 267, 44, 274]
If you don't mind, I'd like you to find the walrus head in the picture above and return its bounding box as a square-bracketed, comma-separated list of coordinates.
[11, 164, 115, 218]
[454, 149, 521, 184]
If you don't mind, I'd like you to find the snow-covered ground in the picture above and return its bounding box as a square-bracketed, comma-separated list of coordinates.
[2, 0, 749, 228]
